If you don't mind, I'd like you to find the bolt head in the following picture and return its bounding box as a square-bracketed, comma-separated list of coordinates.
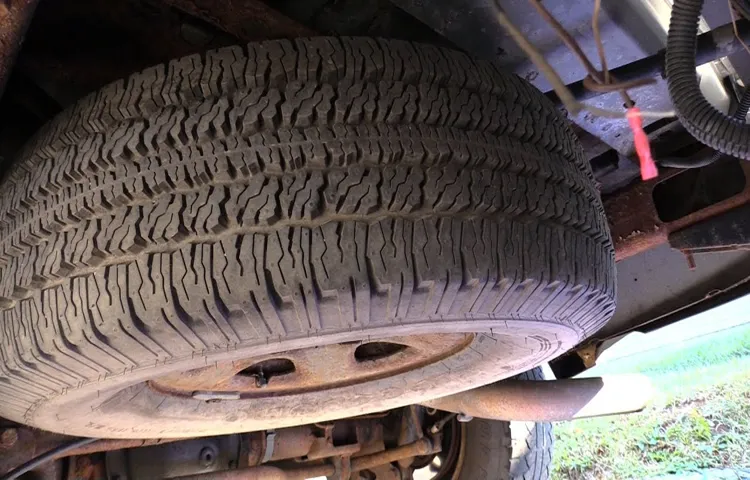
[0, 428, 18, 449]
[456, 413, 473, 423]
[199, 447, 216, 468]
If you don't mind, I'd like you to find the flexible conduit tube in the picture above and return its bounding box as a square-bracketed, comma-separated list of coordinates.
[667, 0, 750, 159]
[660, 87, 750, 167]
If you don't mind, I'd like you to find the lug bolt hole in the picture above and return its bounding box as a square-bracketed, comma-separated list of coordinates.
[354, 342, 407, 362]
[238, 358, 295, 386]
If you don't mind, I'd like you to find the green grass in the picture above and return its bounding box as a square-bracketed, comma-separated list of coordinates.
[552, 325, 750, 479]
[596, 326, 750, 378]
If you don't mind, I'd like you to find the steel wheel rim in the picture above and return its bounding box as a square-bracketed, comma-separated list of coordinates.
[150, 334, 475, 399]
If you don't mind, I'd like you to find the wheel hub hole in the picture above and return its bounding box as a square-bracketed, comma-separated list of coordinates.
[239, 358, 295, 380]
[354, 342, 407, 362]
[199, 447, 216, 467]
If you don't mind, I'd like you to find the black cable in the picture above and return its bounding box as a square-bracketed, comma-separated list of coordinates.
[0, 437, 97, 480]
[665, 0, 750, 159]
[708, 85, 750, 163]
[659, 87, 750, 168]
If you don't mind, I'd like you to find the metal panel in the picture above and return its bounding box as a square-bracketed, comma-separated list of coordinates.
[125, 436, 241, 478]
[390, 0, 735, 160]
[390, 0, 671, 157]
[669, 204, 750, 253]
[596, 244, 750, 340]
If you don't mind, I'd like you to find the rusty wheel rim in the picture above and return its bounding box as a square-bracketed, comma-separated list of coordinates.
[150, 334, 474, 398]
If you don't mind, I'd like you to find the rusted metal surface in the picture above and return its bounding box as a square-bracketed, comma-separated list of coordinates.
[173, 437, 438, 479]
[350, 437, 438, 473]
[397, 405, 426, 470]
[0, 427, 188, 476]
[67, 454, 107, 480]
[160, 0, 314, 41]
[334, 456, 352, 479]
[0, 428, 18, 449]
[0, 427, 70, 476]
[151, 334, 474, 397]
[0, 0, 38, 101]
[186, 411, 422, 477]
[351, 422, 386, 457]
[60, 437, 186, 459]
[244, 431, 265, 467]
[423, 375, 653, 422]
[263, 427, 315, 463]
[251, 417, 389, 464]
[607, 161, 750, 261]
[172, 464, 336, 480]
[241, 417, 394, 471]
[304, 423, 361, 461]
[423, 417, 463, 480]
[0, 413, 398, 478]
[368, 465, 402, 480]
[120, 435, 241, 478]
[598, 153, 750, 344]
[576, 344, 598, 369]
[1, 406, 436, 479]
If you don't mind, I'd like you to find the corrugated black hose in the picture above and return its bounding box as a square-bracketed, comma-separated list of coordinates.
[666, 0, 750, 160]
[659, 86, 750, 168]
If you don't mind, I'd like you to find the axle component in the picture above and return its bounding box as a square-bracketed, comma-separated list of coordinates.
[172, 438, 438, 480]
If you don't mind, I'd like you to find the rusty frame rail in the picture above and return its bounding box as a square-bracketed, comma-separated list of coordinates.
[607, 161, 750, 261]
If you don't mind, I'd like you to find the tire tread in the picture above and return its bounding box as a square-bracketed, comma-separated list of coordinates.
[0, 38, 615, 431]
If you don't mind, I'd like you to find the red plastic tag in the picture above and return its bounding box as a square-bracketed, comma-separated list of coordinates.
[627, 107, 659, 180]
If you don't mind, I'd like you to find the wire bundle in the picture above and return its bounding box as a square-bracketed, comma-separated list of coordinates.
[493, 0, 671, 179]
[492, 0, 675, 120]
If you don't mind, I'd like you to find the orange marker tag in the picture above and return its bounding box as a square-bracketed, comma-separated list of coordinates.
[627, 107, 658, 180]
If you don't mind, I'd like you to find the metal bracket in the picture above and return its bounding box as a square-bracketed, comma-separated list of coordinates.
[261, 430, 276, 464]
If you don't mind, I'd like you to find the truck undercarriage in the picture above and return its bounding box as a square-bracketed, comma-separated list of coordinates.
[0, 0, 748, 478]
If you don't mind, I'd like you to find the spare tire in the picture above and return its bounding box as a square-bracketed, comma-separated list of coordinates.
[0, 37, 615, 439]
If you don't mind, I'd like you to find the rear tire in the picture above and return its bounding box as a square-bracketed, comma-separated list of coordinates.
[0, 37, 615, 438]
[452, 367, 553, 480]
[456, 419, 512, 480]
[510, 368, 554, 480]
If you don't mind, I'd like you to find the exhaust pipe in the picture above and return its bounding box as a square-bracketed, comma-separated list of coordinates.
[421, 374, 653, 422]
